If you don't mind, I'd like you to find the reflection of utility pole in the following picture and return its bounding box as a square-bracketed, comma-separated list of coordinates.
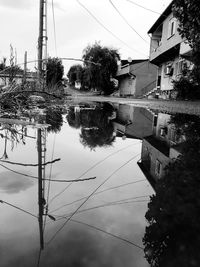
[37, 127, 46, 250]
[38, 0, 48, 90]
[37, 128, 44, 250]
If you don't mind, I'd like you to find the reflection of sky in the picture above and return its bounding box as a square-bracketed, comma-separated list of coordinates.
[0, 116, 153, 267]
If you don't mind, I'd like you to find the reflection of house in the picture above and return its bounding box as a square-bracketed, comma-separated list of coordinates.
[116, 59, 157, 98]
[138, 113, 185, 188]
[112, 105, 154, 139]
[148, 2, 193, 99]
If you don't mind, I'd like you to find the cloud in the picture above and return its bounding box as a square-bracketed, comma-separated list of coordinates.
[0, 171, 34, 194]
[0, 0, 33, 10]
[1, 218, 148, 267]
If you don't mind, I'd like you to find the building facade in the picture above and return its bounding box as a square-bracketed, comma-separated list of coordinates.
[148, 2, 193, 99]
[116, 59, 157, 98]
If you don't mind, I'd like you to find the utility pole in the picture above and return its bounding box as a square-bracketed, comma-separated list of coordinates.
[37, 0, 48, 250]
[38, 0, 48, 90]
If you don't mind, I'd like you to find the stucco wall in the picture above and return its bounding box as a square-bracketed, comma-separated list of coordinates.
[118, 61, 157, 97]
[150, 13, 182, 62]
[142, 139, 171, 181]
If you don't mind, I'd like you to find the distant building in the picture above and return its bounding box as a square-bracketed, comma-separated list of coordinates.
[0, 72, 37, 87]
[112, 105, 154, 139]
[148, 1, 193, 99]
[116, 59, 157, 98]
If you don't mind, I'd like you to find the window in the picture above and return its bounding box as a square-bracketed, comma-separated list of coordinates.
[168, 18, 176, 38]
[155, 160, 162, 177]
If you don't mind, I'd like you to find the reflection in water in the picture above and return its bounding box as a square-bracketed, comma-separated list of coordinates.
[67, 103, 116, 149]
[46, 106, 63, 133]
[0, 101, 199, 267]
[142, 113, 200, 267]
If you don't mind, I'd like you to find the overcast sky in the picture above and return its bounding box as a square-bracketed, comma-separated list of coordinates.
[0, 0, 172, 74]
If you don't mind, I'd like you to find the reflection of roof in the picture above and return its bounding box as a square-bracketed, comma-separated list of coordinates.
[144, 135, 169, 157]
[148, 1, 173, 33]
[137, 161, 156, 191]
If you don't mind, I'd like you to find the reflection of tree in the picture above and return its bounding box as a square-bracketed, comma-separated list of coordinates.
[66, 106, 81, 129]
[143, 114, 200, 267]
[46, 107, 63, 133]
[66, 103, 116, 149]
[0, 124, 26, 159]
[80, 125, 115, 150]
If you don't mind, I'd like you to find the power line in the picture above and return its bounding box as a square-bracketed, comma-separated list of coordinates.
[50, 179, 146, 213]
[48, 142, 141, 205]
[46, 153, 140, 245]
[109, 0, 149, 45]
[76, 0, 147, 57]
[124, 0, 161, 15]
[51, 0, 58, 56]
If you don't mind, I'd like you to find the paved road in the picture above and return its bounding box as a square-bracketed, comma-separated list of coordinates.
[65, 86, 200, 115]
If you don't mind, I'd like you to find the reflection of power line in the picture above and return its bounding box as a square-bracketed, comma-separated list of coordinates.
[0, 158, 60, 167]
[109, 0, 149, 44]
[46, 153, 140, 245]
[76, 0, 147, 56]
[50, 178, 146, 213]
[70, 219, 144, 249]
[48, 142, 141, 205]
[0, 163, 96, 182]
[0, 199, 37, 218]
[54, 195, 149, 218]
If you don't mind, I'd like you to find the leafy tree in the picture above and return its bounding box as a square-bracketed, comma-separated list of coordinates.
[172, 0, 200, 99]
[67, 64, 83, 86]
[143, 114, 200, 267]
[82, 42, 120, 95]
[46, 57, 64, 86]
[172, 0, 200, 54]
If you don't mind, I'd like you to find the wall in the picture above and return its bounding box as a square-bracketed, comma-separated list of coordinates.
[117, 61, 157, 97]
[132, 62, 157, 97]
[141, 139, 171, 181]
[150, 13, 182, 62]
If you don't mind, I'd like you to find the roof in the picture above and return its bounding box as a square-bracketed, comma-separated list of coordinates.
[121, 59, 148, 67]
[148, 1, 173, 34]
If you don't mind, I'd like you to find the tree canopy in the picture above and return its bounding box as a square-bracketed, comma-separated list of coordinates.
[82, 42, 120, 94]
[67, 64, 83, 86]
[46, 57, 64, 86]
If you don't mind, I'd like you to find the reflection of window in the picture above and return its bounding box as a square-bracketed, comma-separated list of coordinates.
[168, 18, 176, 38]
[155, 160, 162, 177]
[164, 63, 173, 76]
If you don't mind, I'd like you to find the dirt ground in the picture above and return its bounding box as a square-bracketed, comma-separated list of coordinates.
[64, 86, 200, 116]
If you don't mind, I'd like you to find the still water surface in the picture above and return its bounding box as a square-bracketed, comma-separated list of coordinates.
[0, 101, 199, 266]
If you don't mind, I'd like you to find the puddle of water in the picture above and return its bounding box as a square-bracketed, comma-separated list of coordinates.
[0, 101, 199, 266]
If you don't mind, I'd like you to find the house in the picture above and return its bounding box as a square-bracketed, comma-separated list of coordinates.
[0, 72, 37, 87]
[148, 1, 193, 99]
[112, 105, 154, 139]
[116, 59, 157, 98]
[137, 113, 185, 188]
